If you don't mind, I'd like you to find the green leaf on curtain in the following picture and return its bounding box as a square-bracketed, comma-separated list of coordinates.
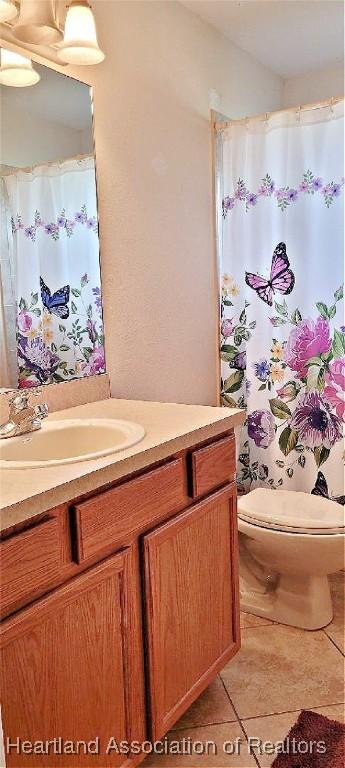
[30, 293, 38, 306]
[328, 304, 336, 319]
[31, 308, 41, 317]
[224, 370, 244, 393]
[71, 288, 81, 297]
[274, 299, 288, 317]
[279, 426, 298, 456]
[59, 344, 70, 352]
[19, 298, 26, 311]
[223, 299, 233, 307]
[221, 394, 238, 408]
[332, 329, 345, 358]
[306, 365, 325, 392]
[334, 285, 344, 301]
[291, 308, 302, 325]
[314, 446, 330, 467]
[269, 399, 291, 419]
[316, 302, 329, 319]
[275, 381, 300, 402]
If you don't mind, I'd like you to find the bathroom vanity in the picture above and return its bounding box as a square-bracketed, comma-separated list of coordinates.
[0, 398, 244, 767]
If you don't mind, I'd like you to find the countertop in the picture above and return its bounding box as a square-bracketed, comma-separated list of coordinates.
[0, 398, 244, 531]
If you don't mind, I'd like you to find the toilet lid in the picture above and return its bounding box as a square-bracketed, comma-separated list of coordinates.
[238, 488, 345, 534]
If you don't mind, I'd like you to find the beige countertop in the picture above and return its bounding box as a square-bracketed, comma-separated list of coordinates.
[0, 398, 244, 531]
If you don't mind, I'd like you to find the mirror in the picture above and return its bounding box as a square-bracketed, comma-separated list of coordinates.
[0, 59, 105, 390]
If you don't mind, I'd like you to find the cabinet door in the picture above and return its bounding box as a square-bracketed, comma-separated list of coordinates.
[1, 549, 145, 767]
[143, 485, 240, 739]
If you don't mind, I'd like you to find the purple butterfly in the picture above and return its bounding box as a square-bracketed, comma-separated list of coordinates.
[245, 243, 295, 306]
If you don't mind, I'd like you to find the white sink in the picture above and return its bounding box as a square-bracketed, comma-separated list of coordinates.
[0, 418, 146, 469]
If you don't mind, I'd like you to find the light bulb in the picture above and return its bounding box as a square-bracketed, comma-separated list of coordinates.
[0, 48, 40, 87]
[0, 0, 17, 23]
[57, 1, 104, 65]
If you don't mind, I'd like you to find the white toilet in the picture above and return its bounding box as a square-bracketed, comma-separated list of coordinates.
[238, 488, 345, 630]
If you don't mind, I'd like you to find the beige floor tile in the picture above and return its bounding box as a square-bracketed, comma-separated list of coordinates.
[240, 612, 273, 629]
[324, 572, 345, 654]
[220, 624, 344, 720]
[241, 705, 345, 767]
[173, 677, 237, 730]
[143, 722, 257, 767]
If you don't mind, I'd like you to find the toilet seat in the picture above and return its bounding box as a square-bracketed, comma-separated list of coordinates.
[238, 488, 345, 535]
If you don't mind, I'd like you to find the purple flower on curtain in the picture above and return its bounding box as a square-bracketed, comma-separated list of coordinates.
[289, 391, 342, 449]
[86, 217, 97, 229]
[246, 193, 257, 207]
[284, 317, 331, 379]
[221, 318, 234, 338]
[87, 319, 97, 344]
[18, 310, 32, 333]
[324, 358, 345, 422]
[248, 410, 275, 448]
[299, 180, 309, 193]
[57, 216, 66, 227]
[24, 226, 36, 240]
[222, 196, 235, 214]
[45, 223, 57, 235]
[287, 189, 298, 202]
[253, 359, 270, 382]
[82, 346, 105, 376]
[92, 286, 102, 312]
[18, 336, 60, 382]
[312, 177, 323, 191]
[233, 351, 247, 369]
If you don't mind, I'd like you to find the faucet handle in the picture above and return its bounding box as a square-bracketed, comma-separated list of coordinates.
[9, 393, 29, 411]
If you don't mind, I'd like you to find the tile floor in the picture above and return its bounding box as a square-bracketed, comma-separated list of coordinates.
[144, 572, 345, 767]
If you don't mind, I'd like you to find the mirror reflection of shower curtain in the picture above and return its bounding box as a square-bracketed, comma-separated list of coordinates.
[2, 156, 105, 388]
[0, 178, 17, 389]
[215, 99, 344, 499]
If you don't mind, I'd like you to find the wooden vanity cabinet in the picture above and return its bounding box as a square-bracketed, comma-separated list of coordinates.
[0, 430, 240, 767]
[1, 548, 144, 768]
[143, 485, 239, 739]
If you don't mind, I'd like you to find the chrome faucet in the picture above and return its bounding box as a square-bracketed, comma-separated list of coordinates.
[0, 390, 49, 439]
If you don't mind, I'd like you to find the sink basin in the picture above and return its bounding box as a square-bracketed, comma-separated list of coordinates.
[0, 418, 146, 469]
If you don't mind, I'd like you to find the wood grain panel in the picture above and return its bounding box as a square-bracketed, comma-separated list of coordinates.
[0, 516, 64, 618]
[1, 551, 144, 767]
[73, 458, 187, 562]
[143, 484, 240, 739]
[190, 434, 235, 498]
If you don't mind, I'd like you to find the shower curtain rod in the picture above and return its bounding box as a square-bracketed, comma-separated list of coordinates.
[0, 153, 94, 177]
[214, 95, 344, 129]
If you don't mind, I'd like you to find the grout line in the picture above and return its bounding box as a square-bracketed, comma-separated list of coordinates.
[219, 676, 261, 768]
[170, 717, 238, 733]
[240, 702, 345, 722]
[322, 629, 345, 658]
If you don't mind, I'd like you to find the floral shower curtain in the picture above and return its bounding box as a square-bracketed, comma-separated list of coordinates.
[216, 99, 344, 501]
[2, 156, 104, 388]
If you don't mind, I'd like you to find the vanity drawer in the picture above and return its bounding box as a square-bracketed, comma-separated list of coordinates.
[73, 457, 187, 562]
[189, 434, 236, 498]
[0, 516, 64, 617]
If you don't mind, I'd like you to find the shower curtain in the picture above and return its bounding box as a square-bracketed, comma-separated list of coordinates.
[1, 156, 104, 388]
[215, 99, 344, 500]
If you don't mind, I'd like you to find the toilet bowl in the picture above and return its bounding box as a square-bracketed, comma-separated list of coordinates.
[238, 488, 345, 630]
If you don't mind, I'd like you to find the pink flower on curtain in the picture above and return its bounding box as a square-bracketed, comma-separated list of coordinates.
[284, 317, 331, 378]
[324, 358, 345, 421]
[82, 346, 105, 376]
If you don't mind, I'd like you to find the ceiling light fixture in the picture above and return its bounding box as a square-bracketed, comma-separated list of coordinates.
[0, 47, 40, 86]
[0, 0, 17, 23]
[57, 0, 104, 65]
